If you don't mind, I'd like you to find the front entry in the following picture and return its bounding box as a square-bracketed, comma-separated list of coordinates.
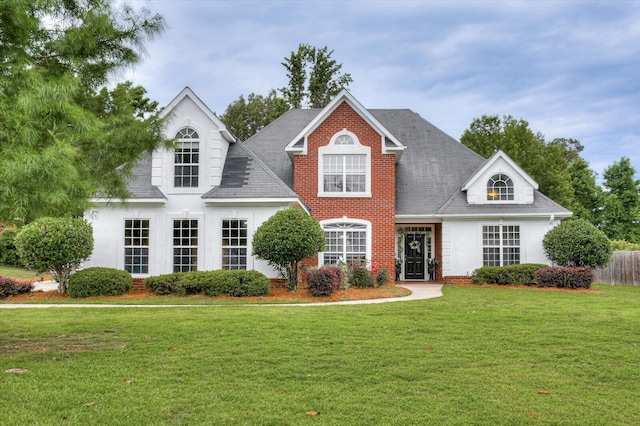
[404, 234, 425, 280]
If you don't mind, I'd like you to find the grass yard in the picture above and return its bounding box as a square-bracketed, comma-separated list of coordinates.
[0, 265, 49, 281]
[1, 284, 639, 425]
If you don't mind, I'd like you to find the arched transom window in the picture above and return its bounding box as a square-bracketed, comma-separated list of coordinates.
[487, 173, 514, 201]
[174, 127, 199, 187]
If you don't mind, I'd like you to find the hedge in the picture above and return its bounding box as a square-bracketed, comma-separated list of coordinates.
[67, 267, 132, 297]
[145, 270, 270, 297]
[535, 267, 593, 289]
[471, 264, 549, 286]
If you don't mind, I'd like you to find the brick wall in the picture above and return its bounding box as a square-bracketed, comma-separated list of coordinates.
[294, 102, 397, 278]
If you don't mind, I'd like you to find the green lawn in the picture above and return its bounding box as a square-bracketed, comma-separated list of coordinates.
[1, 284, 639, 425]
[0, 265, 48, 280]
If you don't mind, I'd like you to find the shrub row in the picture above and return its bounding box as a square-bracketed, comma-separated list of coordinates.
[306, 264, 391, 297]
[471, 264, 549, 285]
[0, 277, 33, 299]
[535, 267, 593, 289]
[144, 270, 270, 297]
[68, 267, 132, 297]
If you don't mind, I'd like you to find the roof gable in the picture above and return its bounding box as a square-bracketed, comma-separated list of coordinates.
[159, 87, 236, 143]
[462, 150, 538, 191]
[284, 90, 405, 158]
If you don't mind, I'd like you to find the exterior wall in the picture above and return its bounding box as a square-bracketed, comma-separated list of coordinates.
[86, 201, 288, 278]
[293, 102, 397, 275]
[441, 217, 562, 277]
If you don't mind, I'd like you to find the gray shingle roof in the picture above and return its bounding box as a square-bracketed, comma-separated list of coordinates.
[202, 141, 299, 199]
[126, 154, 166, 199]
[245, 108, 571, 217]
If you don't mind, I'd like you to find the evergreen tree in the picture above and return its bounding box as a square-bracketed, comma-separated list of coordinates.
[0, 0, 168, 224]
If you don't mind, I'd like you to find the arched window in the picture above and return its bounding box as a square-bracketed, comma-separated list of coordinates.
[174, 127, 199, 187]
[320, 220, 370, 266]
[487, 173, 514, 201]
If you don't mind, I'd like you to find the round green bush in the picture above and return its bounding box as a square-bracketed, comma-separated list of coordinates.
[543, 218, 612, 269]
[68, 267, 132, 298]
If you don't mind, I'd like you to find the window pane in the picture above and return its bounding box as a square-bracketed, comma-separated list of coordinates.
[174, 133, 200, 188]
[222, 220, 247, 270]
[124, 220, 149, 274]
[173, 219, 197, 272]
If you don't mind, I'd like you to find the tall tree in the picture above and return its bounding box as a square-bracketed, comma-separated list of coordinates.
[460, 115, 575, 208]
[281, 43, 353, 109]
[221, 44, 353, 140]
[220, 90, 289, 141]
[0, 0, 168, 224]
[568, 157, 604, 223]
[601, 157, 640, 242]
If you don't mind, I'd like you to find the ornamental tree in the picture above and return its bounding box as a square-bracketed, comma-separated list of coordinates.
[542, 218, 612, 269]
[15, 217, 94, 294]
[252, 208, 325, 291]
[0, 0, 169, 224]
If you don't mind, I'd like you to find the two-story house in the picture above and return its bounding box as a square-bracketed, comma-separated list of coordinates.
[87, 87, 571, 283]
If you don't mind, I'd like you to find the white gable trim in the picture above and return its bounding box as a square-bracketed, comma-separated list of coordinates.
[159, 87, 236, 143]
[284, 90, 405, 157]
[462, 150, 538, 191]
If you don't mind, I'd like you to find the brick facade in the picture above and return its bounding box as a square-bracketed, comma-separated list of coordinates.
[293, 102, 397, 278]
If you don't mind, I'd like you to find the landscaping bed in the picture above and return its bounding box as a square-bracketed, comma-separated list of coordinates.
[3, 284, 410, 304]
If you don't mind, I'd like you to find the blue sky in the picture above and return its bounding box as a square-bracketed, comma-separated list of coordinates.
[124, 0, 640, 181]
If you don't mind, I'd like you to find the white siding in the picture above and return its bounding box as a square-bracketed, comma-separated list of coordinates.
[442, 217, 562, 277]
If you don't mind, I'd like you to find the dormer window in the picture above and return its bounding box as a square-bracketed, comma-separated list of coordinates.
[174, 127, 199, 187]
[487, 173, 514, 201]
[318, 130, 371, 197]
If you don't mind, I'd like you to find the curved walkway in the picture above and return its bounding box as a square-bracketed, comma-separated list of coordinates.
[0, 284, 443, 308]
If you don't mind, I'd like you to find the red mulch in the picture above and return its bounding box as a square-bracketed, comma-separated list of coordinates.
[5, 285, 412, 303]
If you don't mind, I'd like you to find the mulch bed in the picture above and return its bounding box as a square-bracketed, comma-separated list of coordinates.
[450, 282, 604, 294]
[4, 285, 412, 303]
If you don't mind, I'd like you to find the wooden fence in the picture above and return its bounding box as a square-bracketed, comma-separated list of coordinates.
[593, 251, 640, 286]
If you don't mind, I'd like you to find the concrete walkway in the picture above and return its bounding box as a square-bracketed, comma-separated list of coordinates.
[0, 283, 443, 308]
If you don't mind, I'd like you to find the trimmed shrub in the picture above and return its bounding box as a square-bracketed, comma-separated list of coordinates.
[0, 229, 22, 266]
[144, 273, 183, 295]
[307, 266, 342, 297]
[543, 218, 612, 268]
[67, 267, 132, 297]
[252, 208, 325, 292]
[15, 217, 93, 294]
[145, 270, 270, 297]
[0, 276, 33, 299]
[535, 267, 593, 289]
[472, 264, 548, 285]
[221, 270, 270, 297]
[350, 265, 375, 288]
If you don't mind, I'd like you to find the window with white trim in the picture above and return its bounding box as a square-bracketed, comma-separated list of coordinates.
[222, 219, 248, 270]
[482, 225, 520, 266]
[174, 127, 199, 187]
[124, 219, 149, 274]
[323, 154, 366, 193]
[319, 130, 370, 197]
[173, 219, 198, 272]
[487, 173, 514, 201]
[322, 222, 368, 265]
